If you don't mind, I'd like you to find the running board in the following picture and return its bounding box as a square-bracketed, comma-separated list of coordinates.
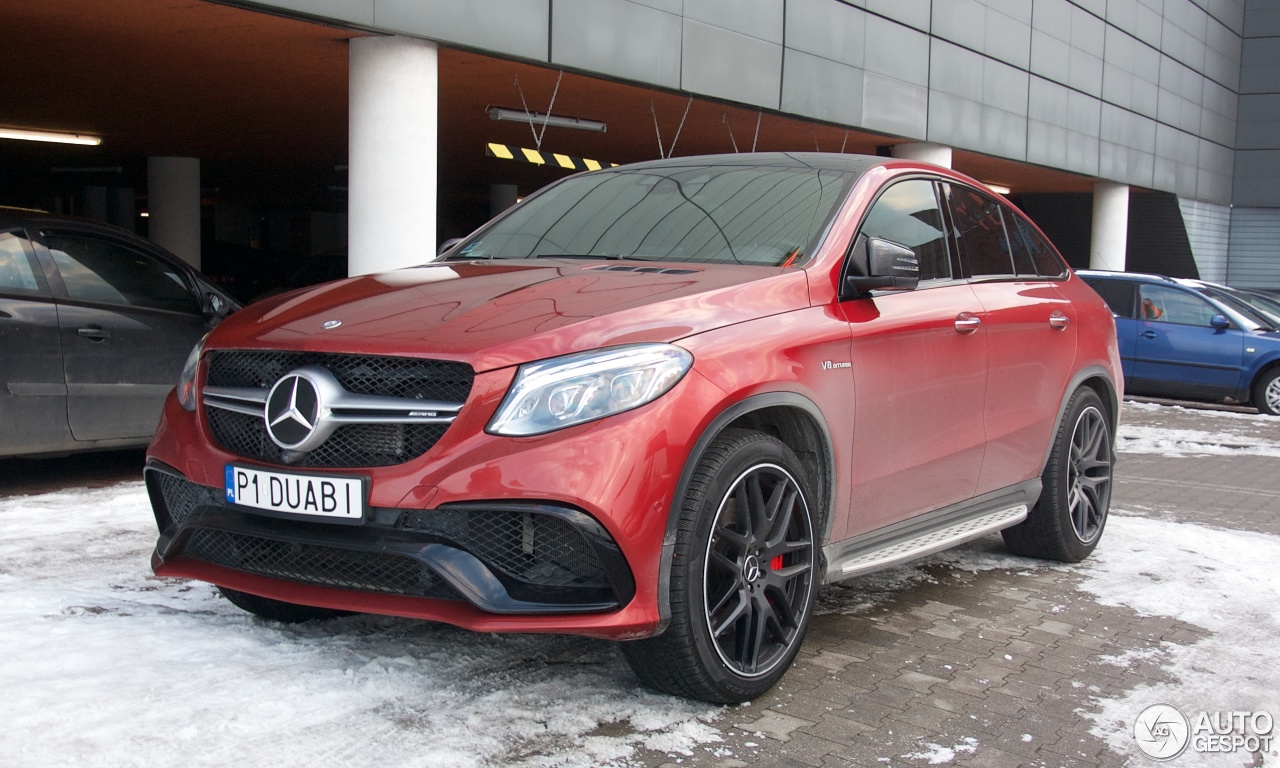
[823, 482, 1037, 582]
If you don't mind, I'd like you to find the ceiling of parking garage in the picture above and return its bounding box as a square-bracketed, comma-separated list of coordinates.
[3, 0, 1097, 215]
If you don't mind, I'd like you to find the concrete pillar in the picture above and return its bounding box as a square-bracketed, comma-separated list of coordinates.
[892, 142, 952, 168]
[349, 35, 438, 277]
[147, 157, 201, 268]
[1090, 182, 1129, 271]
[490, 184, 519, 219]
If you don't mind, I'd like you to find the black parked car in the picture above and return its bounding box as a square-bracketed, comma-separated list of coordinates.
[0, 208, 237, 457]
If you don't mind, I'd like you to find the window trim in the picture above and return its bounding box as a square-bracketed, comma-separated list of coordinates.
[0, 226, 52, 298]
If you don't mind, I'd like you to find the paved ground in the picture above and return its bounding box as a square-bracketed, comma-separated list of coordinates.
[1, 400, 1275, 767]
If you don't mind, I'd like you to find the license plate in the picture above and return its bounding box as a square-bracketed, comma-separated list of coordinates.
[225, 465, 365, 521]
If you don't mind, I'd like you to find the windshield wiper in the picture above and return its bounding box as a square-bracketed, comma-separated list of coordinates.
[532, 253, 629, 260]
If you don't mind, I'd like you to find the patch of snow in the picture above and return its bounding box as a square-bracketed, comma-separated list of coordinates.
[1116, 425, 1280, 457]
[903, 737, 978, 764]
[0, 481, 721, 768]
[1077, 515, 1280, 766]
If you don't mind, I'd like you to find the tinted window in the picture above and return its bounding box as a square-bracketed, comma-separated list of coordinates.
[1011, 215, 1068, 277]
[0, 231, 42, 294]
[944, 184, 1014, 277]
[858, 179, 952, 281]
[44, 232, 198, 313]
[453, 165, 855, 266]
[1082, 277, 1137, 318]
[1139, 284, 1219, 327]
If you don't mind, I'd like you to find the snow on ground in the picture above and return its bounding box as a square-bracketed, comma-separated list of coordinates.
[2, 406, 1277, 766]
[1117, 403, 1280, 456]
[1078, 514, 1280, 766]
[0, 483, 721, 768]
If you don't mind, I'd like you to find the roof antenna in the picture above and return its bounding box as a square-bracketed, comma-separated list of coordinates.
[722, 113, 740, 153]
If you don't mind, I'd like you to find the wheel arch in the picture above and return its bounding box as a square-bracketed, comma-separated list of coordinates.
[1248, 357, 1280, 408]
[654, 391, 835, 635]
[1040, 366, 1121, 475]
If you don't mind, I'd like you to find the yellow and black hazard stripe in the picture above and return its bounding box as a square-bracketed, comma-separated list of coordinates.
[486, 143, 618, 171]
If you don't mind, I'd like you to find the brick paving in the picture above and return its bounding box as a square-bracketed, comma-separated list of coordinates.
[630, 401, 1278, 767]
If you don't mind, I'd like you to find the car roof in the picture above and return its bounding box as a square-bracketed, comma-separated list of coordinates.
[1075, 269, 1180, 284]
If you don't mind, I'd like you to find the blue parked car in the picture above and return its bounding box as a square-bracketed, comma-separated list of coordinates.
[1078, 270, 1280, 416]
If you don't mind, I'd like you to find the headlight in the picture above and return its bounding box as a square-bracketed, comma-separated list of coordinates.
[488, 344, 693, 436]
[176, 334, 208, 412]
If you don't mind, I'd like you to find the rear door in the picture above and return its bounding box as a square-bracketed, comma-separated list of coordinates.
[941, 185, 1078, 495]
[35, 227, 209, 442]
[0, 227, 71, 456]
[838, 178, 989, 537]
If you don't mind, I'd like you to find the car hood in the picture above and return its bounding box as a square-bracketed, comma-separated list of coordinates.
[210, 260, 811, 372]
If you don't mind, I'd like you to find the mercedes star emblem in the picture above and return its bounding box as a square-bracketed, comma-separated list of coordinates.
[322, 319, 343, 330]
[265, 373, 321, 449]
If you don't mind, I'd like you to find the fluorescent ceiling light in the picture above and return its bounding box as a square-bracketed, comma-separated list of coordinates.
[488, 107, 607, 133]
[984, 183, 1012, 195]
[0, 127, 102, 146]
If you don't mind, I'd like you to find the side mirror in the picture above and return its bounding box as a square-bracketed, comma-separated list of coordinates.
[438, 237, 464, 257]
[203, 291, 234, 319]
[844, 236, 920, 296]
[1210, 313, 1231, 330]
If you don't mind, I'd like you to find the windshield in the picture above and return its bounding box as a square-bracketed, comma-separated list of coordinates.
[448, 164, 857, 266]
[1199, 287, 1277, 330]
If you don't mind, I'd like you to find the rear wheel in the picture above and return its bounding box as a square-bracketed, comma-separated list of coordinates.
[1003, 388, 1113, 563]
[218, 586, 351, 623]
[622, 429, 817, 703]
[1253, 368, 1280, 416]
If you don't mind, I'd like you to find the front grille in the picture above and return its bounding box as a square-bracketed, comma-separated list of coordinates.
[183, 528, 460, 600]
[204, 350, 472, 468]
[401, 507, 609, 588]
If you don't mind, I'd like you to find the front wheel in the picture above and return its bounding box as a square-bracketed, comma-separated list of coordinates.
[1253, 368, 1280, 416]
[1003, 387, 1114, 563]
[622, 429, 818, 703]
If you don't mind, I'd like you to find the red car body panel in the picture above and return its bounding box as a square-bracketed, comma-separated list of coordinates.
[146, 155, 1122, 642]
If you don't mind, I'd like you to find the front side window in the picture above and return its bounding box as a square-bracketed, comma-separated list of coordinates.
[0, 231, 42, 294]
[450, 164, 857, 267]
[1139, 284, 1220, 327]
[944, 184, 1014, 278]
[857, 179, 952, 281]
[43, 232, 198, 313]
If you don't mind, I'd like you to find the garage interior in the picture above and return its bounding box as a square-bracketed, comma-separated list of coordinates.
[4, 0, 1185, 302]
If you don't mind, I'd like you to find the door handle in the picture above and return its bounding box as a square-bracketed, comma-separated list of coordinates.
[78, 326, 110, 341]
[954, 313, 982, 334]
[1049, 311, 1070, 330]
[1140, 330, 1157, 339]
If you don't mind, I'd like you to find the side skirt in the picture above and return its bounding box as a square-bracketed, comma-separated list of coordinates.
[822, 480, 1041, 583]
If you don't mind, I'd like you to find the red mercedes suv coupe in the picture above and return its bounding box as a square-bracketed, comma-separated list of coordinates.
[146, 154, 1122, 703]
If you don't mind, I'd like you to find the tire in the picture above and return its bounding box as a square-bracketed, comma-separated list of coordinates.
[1003, 388, 1114, 563]
[622, 429, 818, 704]
[1253, 368, 1280, 416]
[218, 586, 351, 623]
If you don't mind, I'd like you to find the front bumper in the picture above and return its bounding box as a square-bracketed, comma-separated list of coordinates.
[148, 463, 635, 614]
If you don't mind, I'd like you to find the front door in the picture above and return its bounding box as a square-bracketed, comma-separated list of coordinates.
[1132, 283, 1245, 399]
[838, 178, 989, 538]
[38, 229, 209, 442]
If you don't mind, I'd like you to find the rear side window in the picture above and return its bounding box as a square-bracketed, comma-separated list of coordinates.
[857, 179, 953, 281]
[1008, 214, 1068, 277]
[43, 232, 198, 313]
[943, 184, 1014, 277]
[0, 231, 43, 294]
[1082, 277, 1137, 318]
